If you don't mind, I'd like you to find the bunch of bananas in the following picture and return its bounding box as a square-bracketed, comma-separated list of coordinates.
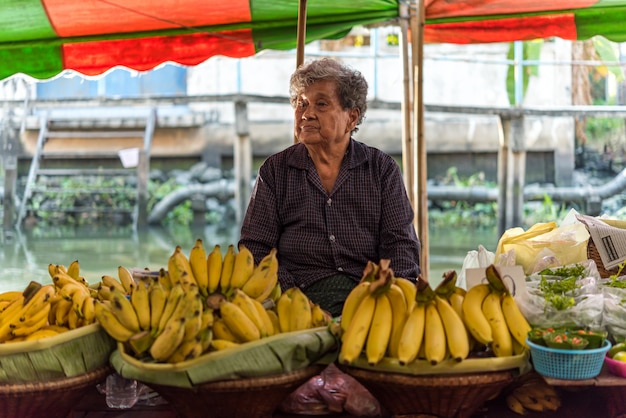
[504, 372, 561, 414]
[0, 282, 58, 342]
[211, 285, 332, 350]
[48, 261, 98, 330]
[93, 266, 214, 363]
[461, 264, 531, 357]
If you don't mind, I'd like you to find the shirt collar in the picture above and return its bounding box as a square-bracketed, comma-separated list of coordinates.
[287, 138, 368, 170]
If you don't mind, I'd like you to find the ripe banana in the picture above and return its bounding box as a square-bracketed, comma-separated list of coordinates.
[150, 317, 187, 362]
[167, 338, 204, 363]
[462, 283, 493, 346]
[168, 245, 197, 291]
[149, 281, 168, 332]
[118, 265, 136, 294]
[212, 317, 240, 342]
[482, 291, 512, 357]
[206, 244, 223, 294]
[311, 302, 332, 328]
[385, 283, 408, 359]
[183, 297, 204, 341]
[155, 283, 185, 337]
[240, 248, 279, 301]
[252, 297, 275, 336]
[101, 275, 127, 294]
[219, 244, 236, 293]
[397, 303, 426, 365]
[0, 291, 23, 303]
[219, 300, 261, 342]
[211, 339, 240, 351]
[189, 239, 209, 296]
[94, 301, 135, 342]
[130, 280, 151, 331]
[340, 281, 371, 335]
[339, 292, 377, 365]
[288, 287, 312, 332]
[25, 328, 60, 341]
[395, 277, 417, 312]
[435, 295, 469, 362]
[275, 288, 295, 333]
[424, 302, 446, 365]
[109, 288, 141, 333]
[82, 296, 96, 325]
[230, 288, 267, 337]
[501, 293, 531, 349]
[365, 293, 393, 366]
[66, 260, 81, 280]
[229, 244, 255, 290]
[158, 268, 173, 293]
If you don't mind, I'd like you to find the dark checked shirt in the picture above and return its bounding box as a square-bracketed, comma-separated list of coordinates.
[239, 138, 421, 291]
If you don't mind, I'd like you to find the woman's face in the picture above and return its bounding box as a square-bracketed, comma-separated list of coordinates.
[293, 79, 358, 148]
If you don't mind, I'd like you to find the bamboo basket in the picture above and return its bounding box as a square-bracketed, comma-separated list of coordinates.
[148, 364, 325, 418]
[588, 237, 619, 278]
[0, 365, 110, 418]
[339, 366, 513, 418]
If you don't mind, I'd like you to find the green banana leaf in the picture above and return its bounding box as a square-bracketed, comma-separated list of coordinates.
[0, 324, 116, 383]
[111, 327, 338, 388]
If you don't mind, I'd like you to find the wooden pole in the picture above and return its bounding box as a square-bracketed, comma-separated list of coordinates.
[411, 0, 429, 279]
[294, 0, 307, 144]
[399, 3, 414, 202]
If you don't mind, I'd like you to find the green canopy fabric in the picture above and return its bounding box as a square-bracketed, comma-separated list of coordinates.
[0, 0, 625, 80]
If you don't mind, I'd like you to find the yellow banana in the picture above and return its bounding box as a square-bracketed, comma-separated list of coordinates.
[11, 305, 51, 337]
[219, 300, 260, 342]
[130, 280, 151, 331]
[251, 297, 275, 336]
[269, 283, 282, 303]
[54, 298, 73, 327]
[150, 317, 187, 362]
[435, 295, 470, 362]
[275, 288, 294, 333]
[167, 338, 204, 363]
[288, 287, 312, 332]
[482, 291, 513, 357]
[101, 275, 127, 294]
[461, 283, 493, 346]
[424, 302, 447, 365]
[10, 303, 50, 332]
[211, 339, 240, 351]
[200, 307, 214, 329]
[448, 290, 465, 320]
[340, 280, 371, 335]
[505, 392, 528, 415]
[206, 244, 223, 294]
[266, 309, 280, 335]
[24, 328, 60, 341]
[311, 302, 332, 328]
[385, 283, 408, 359]
[365, 293, 393, 366]
[230, 288, 267, 336]
[183, 297, 204, 341]
[94, 301, 135, 342]
[149, 281, 168, 332]
[229, 244, 255, 290]
[66, 260, 81, 280]
[155, 283, 185, 337]
[158, 268, 173, 293]
[219, 244, 236, 293]
[339, 292, 377, 365]
[117, 265, 136, 294]
[127, 330, 155, 356]
[501, 293, 531, 349]
[168, 245, 197, 291]
[0, 291, 23, 303]
[212, 317, 240, 342]
[240, 248, 278, 301]
[189, 239, 209, 296]
[395, 277, 417, 312]
[97, 285, 113, 302]
[397, 303, 426, 365]
[66, 306, 81, 329]
[82, 296, 96, 325]
[109, 288, 141, 333]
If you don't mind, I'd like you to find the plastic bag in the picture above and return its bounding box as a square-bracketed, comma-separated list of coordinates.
[279, 364, 382, 417]
[457, 244, 495, 290]
[495, 209, 590, 275]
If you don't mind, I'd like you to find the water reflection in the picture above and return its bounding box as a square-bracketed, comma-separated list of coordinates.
[0, 224, 499, 292]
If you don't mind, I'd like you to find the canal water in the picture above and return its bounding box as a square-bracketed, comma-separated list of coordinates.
[0, 223, 499, 293]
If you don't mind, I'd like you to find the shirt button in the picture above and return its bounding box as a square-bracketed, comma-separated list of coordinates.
[329, 235, 335, 242]
[327, 198, 332, 206]
[337, 267, 344, 272]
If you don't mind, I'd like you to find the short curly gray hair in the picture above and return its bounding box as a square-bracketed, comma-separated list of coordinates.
[289, 58, 368, 134]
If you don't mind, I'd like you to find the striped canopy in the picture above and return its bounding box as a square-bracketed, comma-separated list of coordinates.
[1, 0, 625, 81]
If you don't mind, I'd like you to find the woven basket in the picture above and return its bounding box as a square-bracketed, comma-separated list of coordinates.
[0, 365, 110, 418]
[338, 366, 514, 418]
[147, 364, 325, 418]
[588, 237, 619, 278]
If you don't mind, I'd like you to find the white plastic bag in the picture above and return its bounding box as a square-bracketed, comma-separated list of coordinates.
[457, 244, 495, 290]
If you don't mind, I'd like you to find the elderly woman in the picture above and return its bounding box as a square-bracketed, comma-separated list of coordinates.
[239, 57, 420, 317]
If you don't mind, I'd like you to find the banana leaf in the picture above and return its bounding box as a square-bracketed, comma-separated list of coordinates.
[111, 327, 338, 388]
[0, 324, 115, 383]
[346, 351, 531, 377]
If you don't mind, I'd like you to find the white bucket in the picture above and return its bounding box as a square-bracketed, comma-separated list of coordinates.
[118, 148, 139, 168]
